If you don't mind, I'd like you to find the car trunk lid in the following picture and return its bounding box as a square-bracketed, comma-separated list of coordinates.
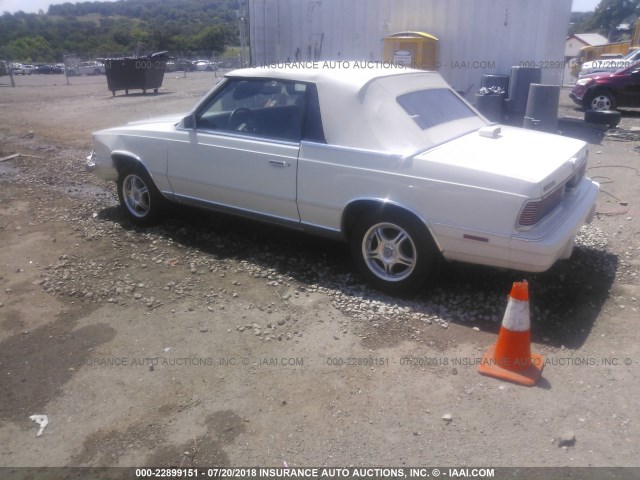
[414, 125, 586, 197]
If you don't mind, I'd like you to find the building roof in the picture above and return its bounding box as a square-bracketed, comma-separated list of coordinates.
[570, 33, 609, 46]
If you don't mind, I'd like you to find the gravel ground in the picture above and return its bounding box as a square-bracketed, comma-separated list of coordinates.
[0, 73, 639, 472]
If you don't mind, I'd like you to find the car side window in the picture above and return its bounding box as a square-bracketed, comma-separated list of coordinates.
[196, 78, 307, 142]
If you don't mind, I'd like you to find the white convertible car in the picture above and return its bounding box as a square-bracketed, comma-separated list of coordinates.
[87, 63, 599, 294]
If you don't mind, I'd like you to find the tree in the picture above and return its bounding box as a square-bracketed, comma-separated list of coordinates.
[569, 12, 595, 35]
[194, 25, 229, 55]
[583, 0, 640, 39]
[2, 0, 243, 59]
[8, 35, 55, 61]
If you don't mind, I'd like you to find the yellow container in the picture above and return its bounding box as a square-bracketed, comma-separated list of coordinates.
[383, 31, 439, 70]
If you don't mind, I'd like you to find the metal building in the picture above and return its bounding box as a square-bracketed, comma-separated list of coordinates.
[249, 0, 572, 95]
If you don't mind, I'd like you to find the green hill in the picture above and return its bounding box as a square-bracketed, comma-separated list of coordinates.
[0, 0, 244, 62]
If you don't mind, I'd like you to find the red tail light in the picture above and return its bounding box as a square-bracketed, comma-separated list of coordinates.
[518, 185, 566, 229]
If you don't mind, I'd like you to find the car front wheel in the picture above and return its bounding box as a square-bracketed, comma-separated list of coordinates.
[350, 210, 437, 295]
[117, 166, 164, 226]
[588, 91, 616, 111]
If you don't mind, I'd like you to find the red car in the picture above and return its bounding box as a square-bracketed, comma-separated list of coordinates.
[570, 62, 640, 111]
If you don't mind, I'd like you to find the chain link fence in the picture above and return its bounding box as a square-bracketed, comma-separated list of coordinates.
[1, 50, 247, 90]
[0, 60, 16, 87]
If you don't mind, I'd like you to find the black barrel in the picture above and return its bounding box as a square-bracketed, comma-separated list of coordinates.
[475, 93, 505, 123]
[506, 67, 542, 114]
[523, 84, 560, 133]
[481, 74, 510, 94]
[105, 51, 168, 96]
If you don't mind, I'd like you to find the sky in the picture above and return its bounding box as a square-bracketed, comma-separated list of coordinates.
[572, 0, 601, 12]
[0, 0, 117, 14]
[1, 0, 603, 15]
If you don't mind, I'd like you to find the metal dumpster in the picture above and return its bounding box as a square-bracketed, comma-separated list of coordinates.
[105, 51, 168, 96]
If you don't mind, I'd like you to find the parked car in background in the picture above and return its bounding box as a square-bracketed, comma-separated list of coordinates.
[193, 60, 213, 71]
[11, 63, 34, 75]
[34, 64, 63, 74]
[87, 64, 599, 294]
[570, 62, 640, 110]
[579, 49, 640, 77]
[166, 59, 195, 72]
[66, 61, 105, 76]
[217, 61, 239, 69]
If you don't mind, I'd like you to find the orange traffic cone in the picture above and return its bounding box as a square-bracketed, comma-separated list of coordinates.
[478, 280, 544, 386]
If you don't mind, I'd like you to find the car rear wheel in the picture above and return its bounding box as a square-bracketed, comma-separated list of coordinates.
[350, 210, 437, 295]
[117, 166, 164, 226]
[588, 91, 616, 111]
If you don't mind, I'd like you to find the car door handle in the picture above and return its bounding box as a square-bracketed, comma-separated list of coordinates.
[269, 160, 288, 168]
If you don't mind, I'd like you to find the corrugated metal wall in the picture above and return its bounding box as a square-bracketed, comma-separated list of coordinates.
[249, 0, 572, 94]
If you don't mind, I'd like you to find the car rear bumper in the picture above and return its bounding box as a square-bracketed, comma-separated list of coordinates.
[436, 178, 599, 273]
[508, 178, 599, 272]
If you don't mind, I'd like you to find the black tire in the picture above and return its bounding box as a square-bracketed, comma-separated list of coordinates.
[350, 208, 438, 295]
[586, 90, 616, 111]
[116, 165, 165, 226]
[585, 109, 622, 127]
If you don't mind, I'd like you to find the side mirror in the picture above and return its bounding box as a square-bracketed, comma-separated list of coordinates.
[181, 114, 196, 129]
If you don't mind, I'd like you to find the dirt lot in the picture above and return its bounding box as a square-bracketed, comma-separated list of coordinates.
[0, 72, 639, 472]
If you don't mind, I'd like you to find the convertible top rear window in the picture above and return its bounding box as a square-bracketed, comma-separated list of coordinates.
[397, 88, 478, 130]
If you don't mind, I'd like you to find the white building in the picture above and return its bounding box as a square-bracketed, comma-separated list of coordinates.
[565, 33, 609, 57]
[563, 33, 608, 83]
[249, 0, 572, 95]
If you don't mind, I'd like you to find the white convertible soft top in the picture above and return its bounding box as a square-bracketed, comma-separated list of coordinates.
[226, 62, 487, 155]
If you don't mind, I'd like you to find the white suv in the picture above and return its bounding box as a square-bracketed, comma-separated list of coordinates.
[67, 61, 105, 76]
[580, 49, 640, 76]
